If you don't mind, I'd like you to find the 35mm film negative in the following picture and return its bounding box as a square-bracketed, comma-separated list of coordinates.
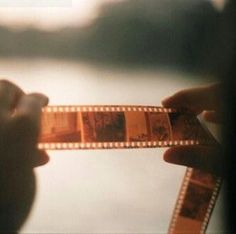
[39, 105, 221, 233]
[39, 105, 215, 150]
[168, 168, 221, 234]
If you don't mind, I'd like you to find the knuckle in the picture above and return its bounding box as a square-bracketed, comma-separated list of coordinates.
[0, 79, 12, 87]
[0, 80, 19, 92]
[0, 80, 24, 97]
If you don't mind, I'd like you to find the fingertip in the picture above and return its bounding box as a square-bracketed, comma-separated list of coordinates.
[16, 93, 49, 123]
[34, 150, 50, 167]
[163, 147, 172, 162]
[161, 96, 171, 107]
[161, 91, 185, 108]
[163, 146, 200, 166]
[28, 93, 49, 107]
[163, 147, 181, 164]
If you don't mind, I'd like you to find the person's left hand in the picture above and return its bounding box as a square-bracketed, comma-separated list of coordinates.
[0, 80, 49, 232]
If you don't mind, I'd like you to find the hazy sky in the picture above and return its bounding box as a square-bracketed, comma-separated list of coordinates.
[0, 0, 225, 30]
[0, 0, 121, 29]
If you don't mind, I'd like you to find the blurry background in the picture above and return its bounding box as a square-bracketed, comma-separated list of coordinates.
[0, 0, 226, 233]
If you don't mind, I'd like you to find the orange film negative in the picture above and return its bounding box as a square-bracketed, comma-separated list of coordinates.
[168, 168, 221, 234]
[39, 105, 222, 233]
[39, 105, 216, 150]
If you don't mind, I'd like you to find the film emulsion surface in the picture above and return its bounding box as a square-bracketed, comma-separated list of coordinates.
[39, 105, 221, 234]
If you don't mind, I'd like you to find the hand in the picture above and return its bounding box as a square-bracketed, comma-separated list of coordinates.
[162, 83, 224, 175]
[0, 80, 49, 232]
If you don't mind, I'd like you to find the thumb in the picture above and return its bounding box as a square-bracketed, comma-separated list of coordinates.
[2, 115, 39, 168]
[164, 145, 224, 175]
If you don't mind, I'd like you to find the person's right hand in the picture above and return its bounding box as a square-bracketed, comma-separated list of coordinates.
[162, 83, 224, 175]
[0, 80, 49, 232]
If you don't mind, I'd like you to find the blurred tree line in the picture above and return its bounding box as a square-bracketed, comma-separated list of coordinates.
[0, 0, 219, 72]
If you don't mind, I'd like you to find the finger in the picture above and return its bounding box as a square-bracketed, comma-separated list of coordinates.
[203, 111, 222, 123]
[162, 83, 221, 114]
[27, 93, 49, 107]
[14, 93, 49, 144]
[2, 117, 49, 168]
[16, 93, 49, 124]
[1, 115, 40, 167]
[33, 150, 50, 167]
[163, 145, 223, 175]
[0, 79, 24, 118]
[0, 93, 49, 168]
[7, 93, 48, 158]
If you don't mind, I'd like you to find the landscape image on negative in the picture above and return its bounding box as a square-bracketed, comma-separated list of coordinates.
[81, 112, 126, 142]
[180, 183, 213, 221]
[190, 170, 217, 189]
[40, 112, 82, 142]
[147, 112, 171, 141]
[125, 111, 149, 141]
[168, 112, 208, 141]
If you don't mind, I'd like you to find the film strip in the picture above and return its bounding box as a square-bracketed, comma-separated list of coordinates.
[168, 168, 221, 234]
[39, 105, 215, 150]
[39, 105, 221, 233]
